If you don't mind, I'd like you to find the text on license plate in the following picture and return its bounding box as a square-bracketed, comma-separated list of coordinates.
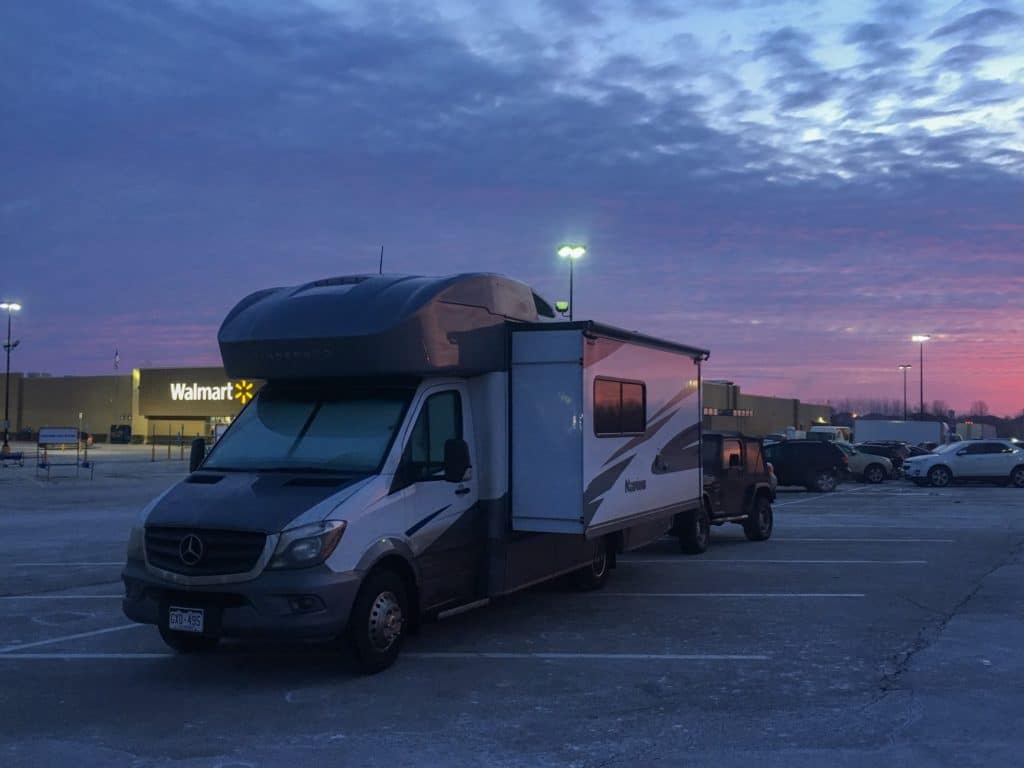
[168, 606, 205, 634]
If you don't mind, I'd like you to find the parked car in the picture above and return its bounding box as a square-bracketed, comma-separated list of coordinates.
[904, 444, 933, 458]
[762, 439, 848, 492]
[835, 442, 892, 483]
[856, 441, 909, 472]
[682, 433, 775, 553]
[903, 440, 1024, 488]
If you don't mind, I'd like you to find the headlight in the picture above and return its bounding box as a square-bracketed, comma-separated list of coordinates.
[126, 526, 144, 561]
[268, 520, 347, 570]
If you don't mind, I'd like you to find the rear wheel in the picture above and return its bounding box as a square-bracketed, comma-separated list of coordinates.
[572, 538, 611, 590]
[813, 471, 837, 493]
[1010, 466, 1024, 488]
[928, 465, 952, 488]
[348, 568, 408, 674]
[743, 495, 773, 542]
[864, 464, 886, 484]
[679, 504, 710, 554]
[159, 626, 220, 654]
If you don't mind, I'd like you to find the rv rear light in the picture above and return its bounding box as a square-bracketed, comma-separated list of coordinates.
[269, 520, 347, 570]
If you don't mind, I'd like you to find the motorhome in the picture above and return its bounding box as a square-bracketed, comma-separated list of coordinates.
[122, 274, 711, 672]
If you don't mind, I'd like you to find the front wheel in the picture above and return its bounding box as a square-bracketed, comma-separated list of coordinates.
[743, 496, 773, 541]
[1011, 466, 1024, 488]
[928, 466, 952, 488]
[864, 464, 887, 484]
[679, 504, 710, 554]
[159, 626, 220, 654]
[348, 568, 408, 674]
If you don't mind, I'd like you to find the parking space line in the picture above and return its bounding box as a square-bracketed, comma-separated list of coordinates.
[774, 486, 874, 507]
[12, 562, 122, 567]
[621, 559, 927, 565]
[781, 538, 954, 543]
[0, 623, 143, 654]
[0, 594, 122, 600]
[600, 592, 864, 598]
[0, 653, 171, 660]
[405, 652, 770, 661]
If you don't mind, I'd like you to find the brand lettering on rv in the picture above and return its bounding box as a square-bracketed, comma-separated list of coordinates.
[624, 478, 647, 493]
[168, 380, 256, 404]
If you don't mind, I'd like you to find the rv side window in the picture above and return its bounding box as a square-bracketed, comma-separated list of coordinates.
[403, 391, 463, 483]
[593, 377, 647, 437]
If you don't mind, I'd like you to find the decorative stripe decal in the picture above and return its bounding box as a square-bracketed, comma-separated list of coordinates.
[603, 409, 679, 467]
[405, 504, 452, 536]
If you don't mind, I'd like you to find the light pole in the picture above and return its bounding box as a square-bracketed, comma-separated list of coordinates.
[557, 244, 586, 321]
[911, 335, 930, 419]
[898, 364, 912, 421]
[1, 301, 22, 454]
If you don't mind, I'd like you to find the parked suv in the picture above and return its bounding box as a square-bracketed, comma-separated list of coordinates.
[856, 442, 908, 472]
[762, 439, 848, 492]
[679, 433, 775, 553]
[835, 442, 892, 484]
[904, 440, 1024, 488]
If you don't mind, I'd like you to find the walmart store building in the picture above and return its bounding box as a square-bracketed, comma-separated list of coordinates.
[0, 368, 260, 443]
[1, 367, 829, 444]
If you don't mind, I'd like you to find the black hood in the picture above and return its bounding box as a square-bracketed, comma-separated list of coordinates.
[145, 472, 364, 533]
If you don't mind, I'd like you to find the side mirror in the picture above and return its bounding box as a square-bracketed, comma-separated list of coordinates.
[443, 438, 471, 483]
[189, 437, 207, 473]
[728, 454, 741, 468]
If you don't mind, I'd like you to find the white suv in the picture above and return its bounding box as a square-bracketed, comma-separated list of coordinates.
[904, 440, 1024, 488]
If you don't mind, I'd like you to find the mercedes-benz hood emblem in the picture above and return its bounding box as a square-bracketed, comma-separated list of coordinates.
[179, 533, 204, 566]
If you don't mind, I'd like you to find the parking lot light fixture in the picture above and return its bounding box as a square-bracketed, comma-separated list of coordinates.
[911, 335, 930, 420]
[898, 364, 913, 421]
[557, 244, 586, 321]
[1, 301, 22, 454]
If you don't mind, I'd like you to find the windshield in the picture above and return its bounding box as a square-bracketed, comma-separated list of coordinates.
[933, 443, 960, 454]
[203, 384, 413, 474]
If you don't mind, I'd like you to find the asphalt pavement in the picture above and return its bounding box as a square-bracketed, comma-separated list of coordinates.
[1, 463, 1022, 767]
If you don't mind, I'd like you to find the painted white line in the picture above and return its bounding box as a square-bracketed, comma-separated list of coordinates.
[0, 595, 121, 600]
[406, 652, 769, 661]
[601, 592, 864, 598]
[0, 653, 171, 660]
[781, 538, 954, 543]
[621, 559, 928, 565]
[12, 561, 121, 569]
[0, 623, 143, 654]
[774, 486, 874, 507]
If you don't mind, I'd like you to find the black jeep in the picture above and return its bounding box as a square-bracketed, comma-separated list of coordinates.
[678, 432, 775, 554]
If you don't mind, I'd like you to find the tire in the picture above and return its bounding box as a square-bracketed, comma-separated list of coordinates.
[572, 538, 611, 590]
[679, 504, 710, 554]
[1010, 466, 1024, 488]
[743, 495, 773, 542]
[813, 471, 837, 493]
[159, 626, 220, 654]
[348, 568, 408, 674]
[927, 465, 952, 488]
[864, 464, 886, 484]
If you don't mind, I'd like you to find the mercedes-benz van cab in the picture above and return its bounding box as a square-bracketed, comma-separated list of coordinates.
[122, 273, 709, 672]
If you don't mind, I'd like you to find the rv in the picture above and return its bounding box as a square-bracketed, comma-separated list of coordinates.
[122, 274, 712, 672]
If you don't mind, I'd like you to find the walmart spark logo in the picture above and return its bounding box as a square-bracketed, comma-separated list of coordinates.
[232, 380, 255, 405]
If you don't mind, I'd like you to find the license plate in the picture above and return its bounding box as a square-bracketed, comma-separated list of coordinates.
[168, 606, 205, 634]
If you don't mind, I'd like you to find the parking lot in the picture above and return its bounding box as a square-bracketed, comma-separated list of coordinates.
[2, 461, 1023, 767]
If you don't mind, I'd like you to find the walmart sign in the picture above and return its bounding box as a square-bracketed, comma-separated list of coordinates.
[169, 380, 255, 404]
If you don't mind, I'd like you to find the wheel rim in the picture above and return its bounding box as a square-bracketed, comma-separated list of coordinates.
[868, 467, 884, 483]
[696, 514, 709, 547]
[932, 468, 949, 487]
[819, 472, 835, 491]
[367, 590, 403, 652]
[591, 547, 608, 579]
[1013, 469, 1024, 487]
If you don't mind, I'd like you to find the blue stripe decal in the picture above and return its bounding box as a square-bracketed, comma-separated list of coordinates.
[405, 504, 452, 536]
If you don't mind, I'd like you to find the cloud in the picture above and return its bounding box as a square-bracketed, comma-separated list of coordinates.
[930, 7, 1022, 39]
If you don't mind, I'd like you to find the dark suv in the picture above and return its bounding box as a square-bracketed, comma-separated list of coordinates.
[678, 432, 774, 554]
[763, 439, 848, 492]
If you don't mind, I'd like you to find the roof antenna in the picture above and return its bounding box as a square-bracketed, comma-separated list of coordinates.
[378, 244, 384, 275]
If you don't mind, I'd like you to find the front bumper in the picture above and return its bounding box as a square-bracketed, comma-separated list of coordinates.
[122, 560, 362, 640]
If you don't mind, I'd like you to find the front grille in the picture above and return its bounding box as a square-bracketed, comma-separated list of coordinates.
[145, 526, 267, 576]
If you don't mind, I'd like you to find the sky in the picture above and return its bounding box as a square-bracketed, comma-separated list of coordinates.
[1, 0, 1022, 414]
